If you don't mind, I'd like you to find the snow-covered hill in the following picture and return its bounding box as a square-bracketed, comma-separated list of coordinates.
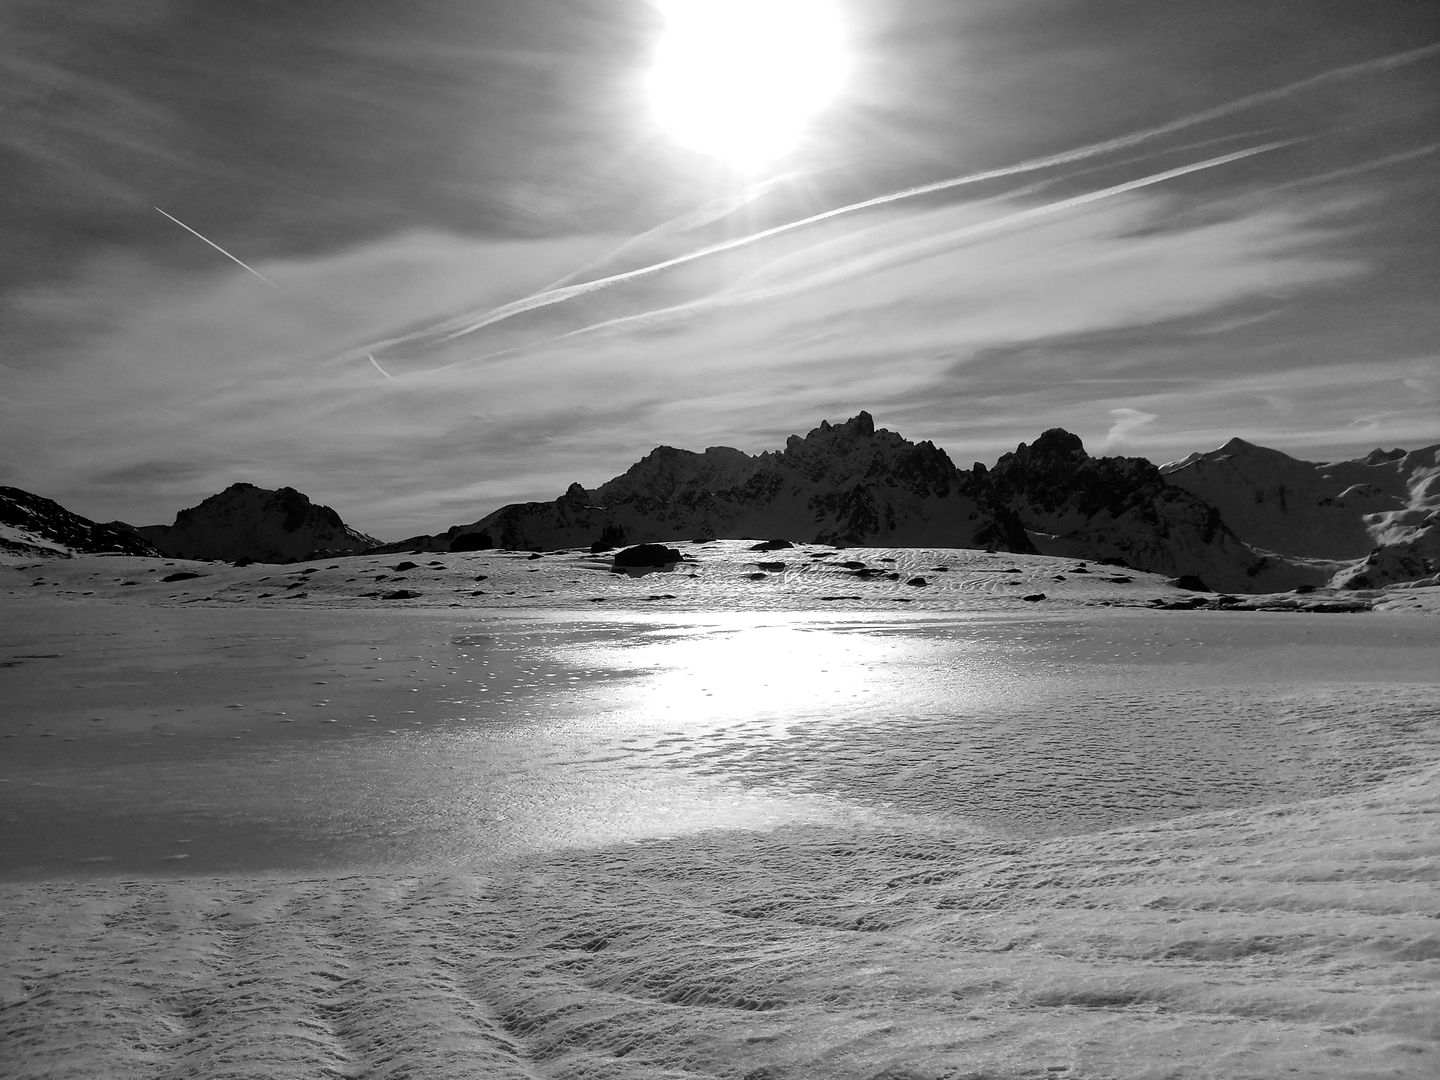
[1162, 440, 1440, 589]
[0, 486, 158, 560]
[432, 412, 1032, 555]
[135, 483, 379, 564]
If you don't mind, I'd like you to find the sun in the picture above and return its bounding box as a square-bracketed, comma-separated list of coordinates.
[645, 0, 849, 172]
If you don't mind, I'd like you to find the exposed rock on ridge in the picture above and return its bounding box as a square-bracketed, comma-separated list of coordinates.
[136, 483, 379, 563]
[0, 486, 159, 559]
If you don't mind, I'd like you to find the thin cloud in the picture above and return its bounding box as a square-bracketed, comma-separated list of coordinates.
[1100, 408, 1159, 452]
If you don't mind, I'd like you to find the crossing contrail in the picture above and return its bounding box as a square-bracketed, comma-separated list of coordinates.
[359, 39, 1440, 375]
[153, 207, 277, 288]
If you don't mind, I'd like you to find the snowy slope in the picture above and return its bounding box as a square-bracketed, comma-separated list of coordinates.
[1163, 440, 1440, 588]
[136, 483, 380, 563]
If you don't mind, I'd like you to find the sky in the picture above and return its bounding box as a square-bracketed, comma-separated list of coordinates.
[1, 0, 1437, 539]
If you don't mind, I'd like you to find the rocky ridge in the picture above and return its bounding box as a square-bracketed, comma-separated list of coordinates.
[433, 412, 1033, 556]
[5, 416, 1435, 592]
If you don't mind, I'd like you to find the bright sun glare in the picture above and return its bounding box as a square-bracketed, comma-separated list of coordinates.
[646, 0, 849, 172]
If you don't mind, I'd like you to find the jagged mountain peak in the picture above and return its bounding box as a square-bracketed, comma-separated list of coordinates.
[1017, 428, 1088, 461]
[438, 412, 1029, 554]
[818, 410, 876, 439]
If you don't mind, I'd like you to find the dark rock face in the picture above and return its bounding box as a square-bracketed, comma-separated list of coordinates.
[136, 483, 379, 563]
[989, 430, 1269, 592]
[449, 531, 493, 552]
[1169, 575, 1212, 592]
[0, 486, 160, 558]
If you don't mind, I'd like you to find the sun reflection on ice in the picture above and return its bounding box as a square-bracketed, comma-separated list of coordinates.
[551, 613, 1015, 739]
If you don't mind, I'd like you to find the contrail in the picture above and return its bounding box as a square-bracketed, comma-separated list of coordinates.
[153, 207, 277, 288]
[367, 354, 397, 381]
[417, 139, 1296, 376]
[362, 40, 1440, 371]
[533, 173, 791, 295]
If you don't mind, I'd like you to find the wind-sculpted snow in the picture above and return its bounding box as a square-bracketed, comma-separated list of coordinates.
[3, 767, 1438, 1078]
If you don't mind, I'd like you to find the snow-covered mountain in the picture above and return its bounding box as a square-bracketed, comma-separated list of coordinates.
[986, 430, 1288, 593]
[1162, 440, 1440, 589]
[135, 483, 379, 563]
[0, 486, 159, 560]
[431, 412, 1033, 555]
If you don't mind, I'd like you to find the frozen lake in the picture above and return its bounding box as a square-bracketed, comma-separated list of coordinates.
[4, 603, 1437, 878]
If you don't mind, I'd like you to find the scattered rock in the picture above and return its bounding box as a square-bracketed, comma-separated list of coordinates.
[381, 589, 422, 600]
[749, 539, 794, 551]
[612, 543, 683, 569]
[393, 561, 419, 572]
[1151, 595, 1208, 610]
[161, 571, 205, 582]
[905, 576, 928, 587]
[1022, 593, 1046, 602]
[756, 561, 787, 572]
[747, 572, 769, 581]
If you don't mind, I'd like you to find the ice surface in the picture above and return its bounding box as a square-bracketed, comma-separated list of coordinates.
[2, 556, 1438, 1078]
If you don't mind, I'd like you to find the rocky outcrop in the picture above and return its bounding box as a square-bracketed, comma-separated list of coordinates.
[136, 483, 379, 563]
[0, 486, 159, 559]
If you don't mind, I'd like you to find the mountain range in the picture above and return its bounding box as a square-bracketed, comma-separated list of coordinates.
[3, 413, 1436, 593]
